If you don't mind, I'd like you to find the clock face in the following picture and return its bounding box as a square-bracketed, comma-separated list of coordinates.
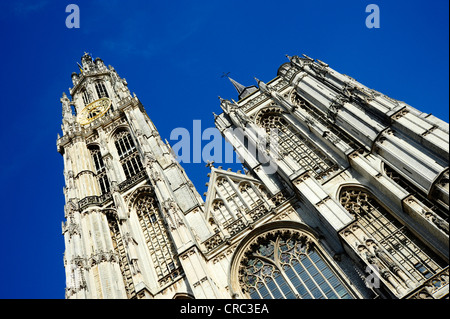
[77, 97, 112, 125]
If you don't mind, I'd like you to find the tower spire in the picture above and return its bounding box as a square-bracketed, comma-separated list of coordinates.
[228, 77, 246, 95]
[226, 76, 258, 101]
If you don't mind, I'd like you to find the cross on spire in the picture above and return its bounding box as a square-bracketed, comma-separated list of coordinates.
[205, 160, 215, 169]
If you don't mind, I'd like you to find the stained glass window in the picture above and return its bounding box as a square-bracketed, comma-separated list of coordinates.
[239, 231, 353, 299]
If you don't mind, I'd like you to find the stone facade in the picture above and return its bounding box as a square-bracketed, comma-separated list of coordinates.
[57, 53, 449, 299]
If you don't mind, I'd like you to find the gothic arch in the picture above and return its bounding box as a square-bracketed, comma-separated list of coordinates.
[86, 141, 101, 149]
[111, 128, 144, 180]
[126, 186, 154, 209]
[94, 80, 109, 99]
[336, 183, 415, 233]
[336, 183, 421, 229]
[229, 221, 355, 299]
[290, 90, 311, 109]
[254, 106, 284, 128]
[338, 185, 447, 297]
[255, 106, 338, 180]
[172, 292, 195, 299]
[378, 158, 387, 175]
[87, 144, 110, 195]
[237, 180, 265, 191]
[237, 181, 268, 210]
[107, 124, 131, 142]
[128, 188, 182, 286]
[334, 182, 377, 203]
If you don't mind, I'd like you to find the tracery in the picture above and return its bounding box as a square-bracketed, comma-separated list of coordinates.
[239, 230, 353, 299]
[256, 109, 337, 180]
[339, 188, 445, 287]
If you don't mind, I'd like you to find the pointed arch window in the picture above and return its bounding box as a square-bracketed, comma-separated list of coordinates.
[339, 187, 446, 296]
[114, 130, 144, 180]
[82, 89, 90, 105]
[135, 195, 181, 284]
[212, 200, 233, 225]
[238, 229, 353, 299]
[239, 183, 264, 209]
[256, 110, 337, 180]
[107, 213, 136, 299]
[89, 146, 110, 195]
[95, 81, 109, 98]
[216, 177, 244, 214]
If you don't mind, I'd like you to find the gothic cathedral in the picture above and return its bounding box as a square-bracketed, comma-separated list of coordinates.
[57, 53, 449, 299]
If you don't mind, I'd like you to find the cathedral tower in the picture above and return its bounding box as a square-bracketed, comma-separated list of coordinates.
[57, 53, 448, 299]
[57, 53, 216, 299]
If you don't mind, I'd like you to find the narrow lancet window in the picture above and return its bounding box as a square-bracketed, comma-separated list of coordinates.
[114, 130, 144, 180]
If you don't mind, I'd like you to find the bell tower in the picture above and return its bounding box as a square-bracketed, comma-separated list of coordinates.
[57, 53, 214, 299]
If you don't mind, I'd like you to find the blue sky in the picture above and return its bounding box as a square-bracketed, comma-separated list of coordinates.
[0, 0, 447, 299]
